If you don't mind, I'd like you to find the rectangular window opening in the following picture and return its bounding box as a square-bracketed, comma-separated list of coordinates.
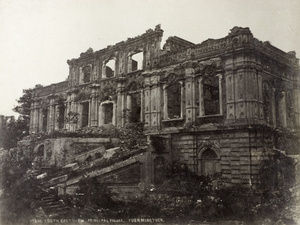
[82, 102, 89, 127]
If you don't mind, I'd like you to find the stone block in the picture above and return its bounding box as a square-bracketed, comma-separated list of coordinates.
[62, 163, 79, 172]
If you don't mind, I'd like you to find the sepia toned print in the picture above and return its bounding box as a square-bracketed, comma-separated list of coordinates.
[1, 23, 300, 224]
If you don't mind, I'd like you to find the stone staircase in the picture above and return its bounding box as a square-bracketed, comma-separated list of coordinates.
[41, 195, 71, 218]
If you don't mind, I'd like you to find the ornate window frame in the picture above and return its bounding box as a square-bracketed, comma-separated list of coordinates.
[198, 73, 223, 117]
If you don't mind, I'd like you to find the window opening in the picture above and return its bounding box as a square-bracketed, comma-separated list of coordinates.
[82, 102, 89, 127]
[200, 149, 220, 176]
[130, 93, 141, 122]
[58, 104, 65, 130]
[105, 59, 115, 78]
[131, 52, 143, 71]
[203, 76, 220, 115]
[42, 109, 48, 132]
[37, 145, 44, 158]
[82, 65, 92, 83]
[104, 103, 113, 124]
[167, 83, 181, 119]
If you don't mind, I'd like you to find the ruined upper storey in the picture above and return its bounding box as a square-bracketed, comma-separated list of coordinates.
[30, 26, 300, 134]
[33, 25, 300, 98]
[66, 24, 164, 87]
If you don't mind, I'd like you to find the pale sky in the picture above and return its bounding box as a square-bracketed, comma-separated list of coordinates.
[0, 0, 299, 117]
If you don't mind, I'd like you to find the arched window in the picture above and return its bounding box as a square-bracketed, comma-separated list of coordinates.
[37, 145, 44, 158]
[198, 148, 220, 176]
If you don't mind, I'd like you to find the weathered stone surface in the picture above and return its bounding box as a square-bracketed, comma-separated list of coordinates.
[24, 25, 300, 189]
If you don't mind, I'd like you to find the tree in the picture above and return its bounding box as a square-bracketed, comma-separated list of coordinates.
[1, 117, 29, 149]
[13, 88, 33, 117]
[0, 88, 33, 149]
[13, 88, 33, 132]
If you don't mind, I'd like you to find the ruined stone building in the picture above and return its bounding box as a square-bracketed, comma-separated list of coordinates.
[23, 25, 300, 194]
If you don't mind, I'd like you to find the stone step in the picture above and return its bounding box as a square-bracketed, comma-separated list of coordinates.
[41, 196, 54, 201]
[46, 202, 61, 207]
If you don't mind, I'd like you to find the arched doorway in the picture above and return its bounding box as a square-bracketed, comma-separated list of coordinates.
[198, 148, 220, 176]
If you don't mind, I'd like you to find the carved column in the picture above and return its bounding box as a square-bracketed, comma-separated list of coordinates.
[294, 89, 300, 127]
[127, 55, 132, 73]
[79, 67, 83, 84]
[98, 103, 104, 126]
[185, 76, 197, 123]
[69, 95, 75, 132]
[113, 102, 116, 126]
[116, 79, 125, 127]
[151, 82, 161, 129]
[140, 89, 144, 122]
[163, 84, 168, 120]
[126, 94, 131, 110]
[272, 88, 277, 127]
[90, 85, 100, 127]
[126, 94, 131, 123]
[102, 61, 106, 78]
[217, 74, 223, 115]
[31, 101, 39, 132]
[198, 77, 204, 117]
[279, 91, 287, 127]
[121, 93, 125, 127]
[54, 104, 60, 130]
[65, 94, 71, 131]
[144, 85, 151, 127]
[48, 98, 55, 133]
[90, 97, 97, 126]
[180, 81, 184, 118]
[38, 108, 43, 132]
[29, 105, 34, 132]
[116, 91, 122, 127]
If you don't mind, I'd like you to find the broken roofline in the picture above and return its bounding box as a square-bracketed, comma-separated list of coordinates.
[67, 24, 164, 64]
[67, 25, 298, 67]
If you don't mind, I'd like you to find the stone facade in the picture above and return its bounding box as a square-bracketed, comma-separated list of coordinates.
[29, 25, 300, 188]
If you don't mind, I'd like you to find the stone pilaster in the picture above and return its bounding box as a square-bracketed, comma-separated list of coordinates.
[116, 79, 125, 127]
[90, 84, 100, 127]
[163, 84, 168, 120]
[31, 101, 39, 133]
[151, 82, 161, 129]
[217, 74, 223, 115]
[54, 104, 60, 130]
[272, 88, 277, 127]
[144, 86, 151, 127]
[278, 91, 287, 127]
[294, 89, 300, 127]
[140, 89, 144, 123]
[198, 77, 204, 117]
[185, 77, 196, 123]
[48, 98, 55, 133]
[38, 108, 43, 132]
